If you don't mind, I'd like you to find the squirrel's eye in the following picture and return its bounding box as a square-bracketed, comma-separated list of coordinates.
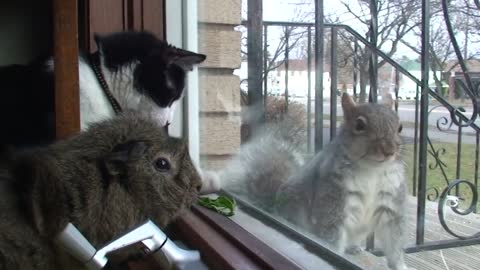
[355, 117, 367, 132]
[154, 158, 171, 172]
[398, 124, 403, 133]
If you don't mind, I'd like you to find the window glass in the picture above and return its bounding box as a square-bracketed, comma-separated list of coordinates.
[197, 1, 480, 269]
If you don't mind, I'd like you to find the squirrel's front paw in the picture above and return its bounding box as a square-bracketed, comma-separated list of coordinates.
[345, 245, 363, 255]
[199, 170, 221, 195]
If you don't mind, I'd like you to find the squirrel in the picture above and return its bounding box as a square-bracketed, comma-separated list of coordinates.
[208, 93, 409, 270]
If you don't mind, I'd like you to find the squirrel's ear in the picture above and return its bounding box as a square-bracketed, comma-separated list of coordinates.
[341, 93, 356, 119]
[380, 93, 394, 110]
[105, 141, 149, 176]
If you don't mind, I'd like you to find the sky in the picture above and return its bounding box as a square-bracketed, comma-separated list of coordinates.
[242, 0, 420, 59]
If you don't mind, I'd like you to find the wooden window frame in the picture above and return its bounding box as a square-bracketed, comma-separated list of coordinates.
[53, 0, 80, 139]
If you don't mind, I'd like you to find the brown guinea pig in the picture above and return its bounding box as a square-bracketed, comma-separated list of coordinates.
[0, 111, 202, 269]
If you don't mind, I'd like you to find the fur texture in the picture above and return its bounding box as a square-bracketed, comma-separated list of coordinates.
[215, 94, 408, 270]
[220, 126, 305, 210]
[0, 31, 206, 147]
[83, 32, 205, 129]
[0, 112, 202, 269]
[277, 94, 408, 270]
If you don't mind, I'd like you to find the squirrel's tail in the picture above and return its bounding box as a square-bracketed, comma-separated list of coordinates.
[200, 124, 304, 210]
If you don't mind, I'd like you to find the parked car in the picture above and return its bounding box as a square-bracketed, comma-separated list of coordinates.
[397, 87, 417, 100]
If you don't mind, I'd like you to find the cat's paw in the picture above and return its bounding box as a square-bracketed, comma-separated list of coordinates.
[199, 170, 221, 195]
[345, 245, 363, 255]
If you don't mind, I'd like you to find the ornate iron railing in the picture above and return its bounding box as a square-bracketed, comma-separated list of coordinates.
[241, 0, 480, 257]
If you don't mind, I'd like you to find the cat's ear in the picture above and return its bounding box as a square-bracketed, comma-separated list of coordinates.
[168, 48, 206, 71]
[341, 93, 356, 120]
[105, 141, 149, 176]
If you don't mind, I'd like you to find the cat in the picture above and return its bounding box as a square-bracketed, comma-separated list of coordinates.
[214, 93, 408, 270]
[0, 31, 206, 147]
[0, 111, 202, 269]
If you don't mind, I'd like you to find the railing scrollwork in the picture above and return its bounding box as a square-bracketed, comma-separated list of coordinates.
[438, 179, 480, 239]
[441, 0, 479, 127]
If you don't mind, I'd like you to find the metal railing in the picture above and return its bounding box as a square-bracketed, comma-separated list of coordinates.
[241, 0, 480, 257]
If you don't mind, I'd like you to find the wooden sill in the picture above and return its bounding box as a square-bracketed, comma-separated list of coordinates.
[126, 205, 301, 270]
[169, 205, 302, 270]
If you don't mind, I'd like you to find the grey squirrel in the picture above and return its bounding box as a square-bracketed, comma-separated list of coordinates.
[206, 93, 409, 270]
[0, 112, 202, 269]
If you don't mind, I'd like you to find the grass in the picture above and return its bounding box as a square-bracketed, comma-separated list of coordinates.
[403, 142, 480, 210]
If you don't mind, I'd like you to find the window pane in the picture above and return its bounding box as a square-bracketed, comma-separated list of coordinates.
[197, 1, 480, 269]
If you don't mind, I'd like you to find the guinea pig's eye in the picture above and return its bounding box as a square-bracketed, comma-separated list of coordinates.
[398, 124, 403, 133]
[354, 116, 367, 133]
[154, 158, 171, 172]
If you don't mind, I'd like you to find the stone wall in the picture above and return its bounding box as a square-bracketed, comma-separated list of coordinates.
[198, 0, 242, 170]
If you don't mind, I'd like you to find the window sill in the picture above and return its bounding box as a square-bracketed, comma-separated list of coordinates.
[168, 204, 303, 270]
[127, 193, 367, 270]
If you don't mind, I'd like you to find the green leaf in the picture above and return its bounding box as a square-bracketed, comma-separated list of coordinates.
[198, 195, 236, 216]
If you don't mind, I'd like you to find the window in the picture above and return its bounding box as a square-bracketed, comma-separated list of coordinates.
[192, 1, 480, 270]
[2, 0, 478, 269]
[194, 0, 365, 269]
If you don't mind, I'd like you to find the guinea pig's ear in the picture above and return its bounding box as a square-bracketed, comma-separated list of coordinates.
[105, 141, 149, 176]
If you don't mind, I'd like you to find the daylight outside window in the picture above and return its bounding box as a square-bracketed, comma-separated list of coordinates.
[197, 0, 480, 269]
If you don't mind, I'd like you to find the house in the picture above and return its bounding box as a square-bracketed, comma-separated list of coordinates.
[445, 59, 480, 99]
[234, 59, 333, 99]
[271, 59, 332, 98]
[378, 60, 444, 100]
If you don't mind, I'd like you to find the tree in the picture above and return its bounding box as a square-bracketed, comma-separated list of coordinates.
[398, 0, 480, 98]
[240, 0, 312, 88]
[400, 18, 454, 97]
[327, 0, 421, 103]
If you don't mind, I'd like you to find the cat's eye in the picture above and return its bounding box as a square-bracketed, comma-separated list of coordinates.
[154, 158, 171, 172]
[398, 124, 403, 133]
[354, 117, 367, 132]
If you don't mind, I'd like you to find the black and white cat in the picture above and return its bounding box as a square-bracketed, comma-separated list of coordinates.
[0, 31, 206, 147]
[77, 32, 206, 129]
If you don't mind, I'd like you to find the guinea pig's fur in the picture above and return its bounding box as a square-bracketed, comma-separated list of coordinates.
[0, 112, 202, 269]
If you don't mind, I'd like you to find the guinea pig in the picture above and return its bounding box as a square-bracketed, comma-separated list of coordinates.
[0, 111, 202, 269]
